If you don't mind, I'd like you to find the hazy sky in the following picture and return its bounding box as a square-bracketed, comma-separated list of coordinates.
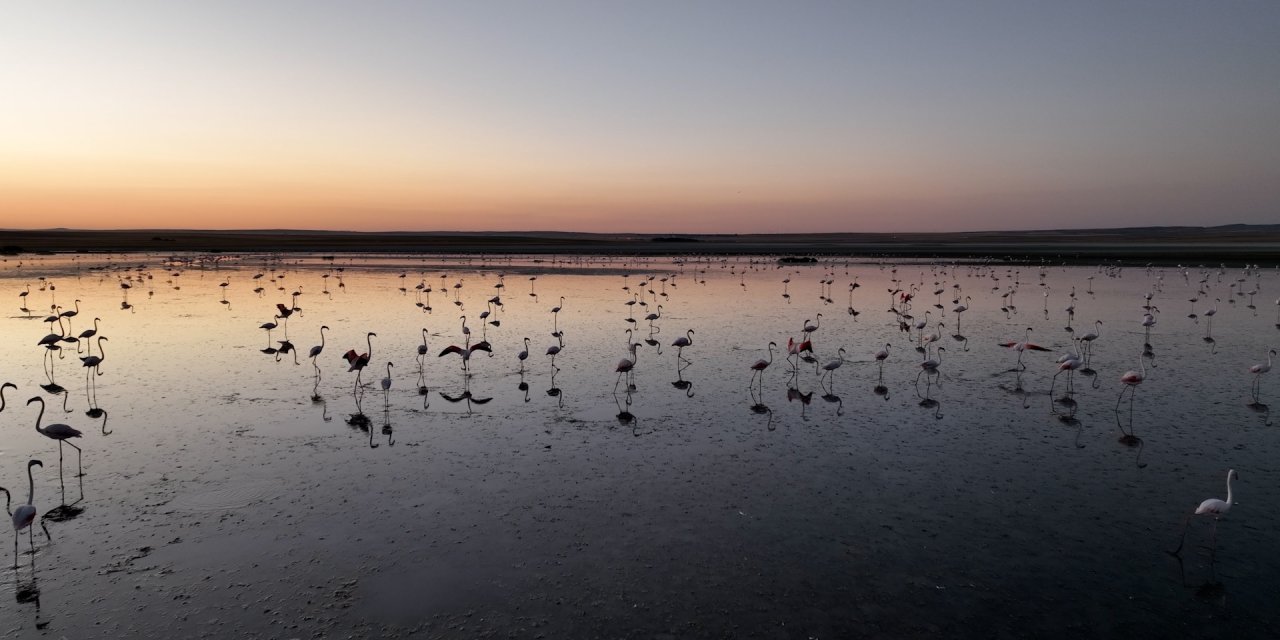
[2, 2, 1277, 233]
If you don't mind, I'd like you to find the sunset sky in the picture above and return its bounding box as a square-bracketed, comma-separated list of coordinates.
[2, 2, 1277, 233]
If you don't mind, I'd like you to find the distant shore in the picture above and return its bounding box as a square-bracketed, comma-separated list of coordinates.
[2, 226, 1278, 264]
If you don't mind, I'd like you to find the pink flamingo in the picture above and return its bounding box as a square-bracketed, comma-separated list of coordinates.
[343, 332, 376, 390]
[998, 327, 1051, 370]
[614, 344, 638, 390]
[749, 342, 777, 389]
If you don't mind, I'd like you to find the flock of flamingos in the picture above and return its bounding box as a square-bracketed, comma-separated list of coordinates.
[1, 254, 1277, 582]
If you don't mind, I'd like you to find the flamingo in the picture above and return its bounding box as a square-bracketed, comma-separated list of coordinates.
[381, 362, 394, 395]
[785, 336, 813, 367]
[517, 337, 530, 372]
[916, 347, 945, 390]
[1141, 312, 1157, 342]
[551, 296, 565, 336]
[671, 330, 694, 365]
[438, 343, 492, 374]
[874, 343, 891, 376]
[1050, 352, 1082, 398]
[1170, 469, 1238, 558]
[820, 348, 846, 384]
[749, 342, 777, 389]
[80, 336, 107, 375]
[920, 347, 944, 374]
[416, 328, 430, 357]
[11, 460, 50, 564]
[259, 319, 279, 347]
[76, 317, 101, 354]
[1116, 355, 1147, 414]
[644, 305, 663, 329]
[998, 327, 1051, 370]
[27, 397, 84, 477]
[1249, 349, 1275, 400]
[59, 299, 80, 327]
[546, 342, 563, 371]
[37, 315, 64, 348]
[1078, 321, 1102, 362]
[952, 296, 970, 332]
[802, 314, 822, 338]
[309, 326, 329, 363]
[614, 343, 638, 390]
[343, 332, 376, 388]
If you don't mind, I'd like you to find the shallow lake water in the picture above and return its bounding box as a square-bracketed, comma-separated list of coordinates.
[1, 253, 1278, 638]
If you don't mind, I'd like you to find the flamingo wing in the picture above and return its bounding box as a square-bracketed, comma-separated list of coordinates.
[1195, 498, 1229, 515]
[438, 345, 464, 357]
[46, 423, 83, 439]
[13, 505, 36, 530]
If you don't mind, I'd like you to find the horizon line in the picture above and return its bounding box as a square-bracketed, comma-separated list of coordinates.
[3, 223, 1274, 236]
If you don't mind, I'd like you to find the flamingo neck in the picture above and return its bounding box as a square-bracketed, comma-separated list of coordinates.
[33, 400, 44, 434]
[1225, 472, 1234, 506]
[27, 464, 36, 505]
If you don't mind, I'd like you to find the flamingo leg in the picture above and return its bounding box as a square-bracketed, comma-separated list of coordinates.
[1129, 389, 1137, 433]
[66, 439, 83, 477]
[1115, 385, 1130, 412]
[1209, 519, 1218, 559]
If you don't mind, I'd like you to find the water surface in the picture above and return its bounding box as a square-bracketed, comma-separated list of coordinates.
[1, 253, 1277, 638]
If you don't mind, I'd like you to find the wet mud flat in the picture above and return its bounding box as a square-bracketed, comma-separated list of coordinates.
[2, 256, 1278, 638]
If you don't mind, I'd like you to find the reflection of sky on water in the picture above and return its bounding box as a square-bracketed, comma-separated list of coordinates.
[0, 253, 1278, 637]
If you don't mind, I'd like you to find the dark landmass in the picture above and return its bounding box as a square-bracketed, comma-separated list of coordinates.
[2, 225, 1278, 263]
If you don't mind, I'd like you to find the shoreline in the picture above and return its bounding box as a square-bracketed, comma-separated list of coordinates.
[2, 226, 1278, 263]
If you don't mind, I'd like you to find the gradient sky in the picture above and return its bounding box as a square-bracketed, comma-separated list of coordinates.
[2, 1, 1278, 233]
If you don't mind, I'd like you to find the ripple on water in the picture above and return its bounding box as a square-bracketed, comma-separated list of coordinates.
[165, 481, 277, 511]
